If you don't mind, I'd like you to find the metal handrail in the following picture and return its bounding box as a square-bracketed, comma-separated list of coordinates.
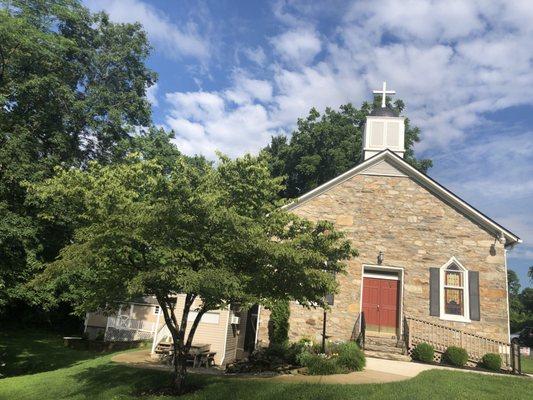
[360, 312, 366, 349]
[350, 312, 366, 349]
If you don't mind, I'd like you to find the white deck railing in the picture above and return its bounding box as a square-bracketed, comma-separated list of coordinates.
[107, 316, 155, 332]
[151, 321, 172, 354]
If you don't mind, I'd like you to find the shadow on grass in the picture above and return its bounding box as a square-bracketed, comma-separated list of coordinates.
[70, 362, 217, 398]
[0, 329, 99, 377]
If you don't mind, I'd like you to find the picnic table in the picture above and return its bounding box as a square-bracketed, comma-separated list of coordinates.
[188, 343, 213, 367]
[164, 343, 216, 368]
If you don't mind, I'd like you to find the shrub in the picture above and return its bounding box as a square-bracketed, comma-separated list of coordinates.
[412, 342, 434, 363]
[285, 341, 308, 365]
[296, 350, 315, 367]
[442, 346, 469, 367]
[268, 300, 290, 346]
[481, 353, 502, 371]
[300, 354, 345, 375]
[265, 342, 287, 359]
[336, 341, 366, 371]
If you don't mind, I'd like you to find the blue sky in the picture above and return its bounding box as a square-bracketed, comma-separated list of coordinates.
[85, 0, 533, 287]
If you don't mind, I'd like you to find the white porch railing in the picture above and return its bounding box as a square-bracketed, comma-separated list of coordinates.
[107, 316, 155, 332]
[151, 321, 172, 354]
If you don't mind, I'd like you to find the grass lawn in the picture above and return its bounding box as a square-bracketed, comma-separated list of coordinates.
[0, 329, 98, 377]
[0, 329, 531, 399]
[0, 352, 532, 400]
[522, 355, 533, 374]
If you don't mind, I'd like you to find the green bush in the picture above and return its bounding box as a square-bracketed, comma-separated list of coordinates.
[481, 353, 502, 371]
[336, 341, 366, 371]
[442, 346, 469, 367]
[268, 300, 290, 346]
[300, 354, 345, 375]
[264, 342, 287, 360]
[412, 342, 434, 363]
[296, 350, 315, 367]
[285, 341, 308, 365]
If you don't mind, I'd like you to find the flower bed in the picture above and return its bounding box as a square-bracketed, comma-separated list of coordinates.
[226, 339, 365, 376]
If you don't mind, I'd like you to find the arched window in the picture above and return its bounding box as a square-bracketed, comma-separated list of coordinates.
[439, 257, 470, 322]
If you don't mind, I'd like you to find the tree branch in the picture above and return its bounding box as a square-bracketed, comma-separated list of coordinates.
[178, 293, 196, 346]
[185, 306, 208, 352]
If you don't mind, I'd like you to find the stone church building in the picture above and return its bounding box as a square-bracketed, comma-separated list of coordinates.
[256, 85, 521, 360]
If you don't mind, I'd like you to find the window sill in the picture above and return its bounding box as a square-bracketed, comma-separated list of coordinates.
[439, 314, 471, 323]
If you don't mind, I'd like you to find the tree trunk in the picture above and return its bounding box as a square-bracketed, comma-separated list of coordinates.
[172, 347, 188, 394]
[155, 294, 208, 394]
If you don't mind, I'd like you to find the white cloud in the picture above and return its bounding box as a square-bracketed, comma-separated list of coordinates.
[271, 28, 322, 65]
[165, 91, 225, 121]
[243, 46, 267, 66]
[86, 0, 210, 60]
[345, 0, 485, 43]
[164, 90, 274, 159]
[225, 75, 273, 105]
[146, 83, 159, 107]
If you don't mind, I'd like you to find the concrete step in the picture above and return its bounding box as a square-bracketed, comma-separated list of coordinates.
[364, 343, 404, 354]
[365, 336, 400, 348]
[364, 349, 411, 362]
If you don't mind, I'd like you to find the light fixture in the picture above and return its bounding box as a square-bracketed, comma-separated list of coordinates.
[498, 232, 506, 245]
[377, 251, 384, 265]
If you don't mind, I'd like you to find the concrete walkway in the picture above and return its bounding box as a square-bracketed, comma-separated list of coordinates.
[112, 350, 529, 384]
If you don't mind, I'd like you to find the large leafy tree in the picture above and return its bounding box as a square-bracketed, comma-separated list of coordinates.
[0, 0, 156, 309]
[29, 154, 355, 393]
[507, 269, 533, 332]
[264, 98, 432, 198]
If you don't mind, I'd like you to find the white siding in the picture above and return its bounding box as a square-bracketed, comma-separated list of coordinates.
[360, 159, 407, 177]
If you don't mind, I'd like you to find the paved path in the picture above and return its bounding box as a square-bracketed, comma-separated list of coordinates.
[112, 350, 528, 384]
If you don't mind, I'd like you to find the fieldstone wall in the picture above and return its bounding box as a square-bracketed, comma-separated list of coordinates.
[257, 171, 509, 346]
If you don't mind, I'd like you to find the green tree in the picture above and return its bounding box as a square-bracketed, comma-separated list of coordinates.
[0, 0, 156, 309]
[520, 288, 533, 314]
[507, 269, 533, 332]
[29, 154, 356, 393]
[263, 98, 432, 198]
[507, 270, 525, 332]
[528, 266, 533, 284]
[508, 270, 521, 297]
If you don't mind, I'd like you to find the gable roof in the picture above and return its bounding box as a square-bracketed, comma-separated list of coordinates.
[283, 150, 521, 247]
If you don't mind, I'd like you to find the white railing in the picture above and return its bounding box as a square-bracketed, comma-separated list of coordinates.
[405, 316, 512, 368]
[107, 316, 155, 332]
[151, 321, 172, 354]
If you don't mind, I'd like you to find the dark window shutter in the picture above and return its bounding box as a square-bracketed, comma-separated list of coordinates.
[469, 271, 480, 321]
[429, 267, 440, 316]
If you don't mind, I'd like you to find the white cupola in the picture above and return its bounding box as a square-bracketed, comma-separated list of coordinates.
[362, 82, 405, 160]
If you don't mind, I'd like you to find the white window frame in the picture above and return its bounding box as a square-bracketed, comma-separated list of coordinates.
[439, 257, 470, 323]
[154, 305, 162, 315]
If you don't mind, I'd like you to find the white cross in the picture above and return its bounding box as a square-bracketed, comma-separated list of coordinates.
[373, 81, 396, 108]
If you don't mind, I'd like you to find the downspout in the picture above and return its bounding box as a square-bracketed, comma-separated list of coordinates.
[150, 306, 162, 355]
[219, 306, 231, 366]
[504, 247, 511, 343]
[254, 305, 261, 349]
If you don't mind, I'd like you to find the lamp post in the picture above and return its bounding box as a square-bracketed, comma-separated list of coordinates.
[321, 293, 334, 354]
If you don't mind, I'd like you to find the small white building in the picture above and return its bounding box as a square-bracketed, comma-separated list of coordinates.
[84, 295, 259, 366]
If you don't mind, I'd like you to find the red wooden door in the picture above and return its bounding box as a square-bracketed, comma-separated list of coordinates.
[362, 277, 399, 333]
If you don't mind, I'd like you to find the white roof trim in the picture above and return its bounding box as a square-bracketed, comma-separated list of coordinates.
[283, 150, 521, 246]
